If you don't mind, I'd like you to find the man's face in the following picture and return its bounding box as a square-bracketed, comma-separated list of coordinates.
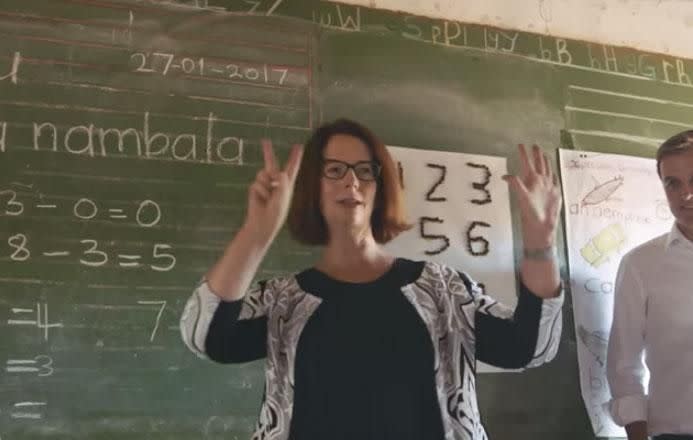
[660, 148, 693, 239]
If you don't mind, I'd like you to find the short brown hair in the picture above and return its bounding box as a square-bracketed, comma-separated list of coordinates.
[288, 118, 411, 245]
[657, 130, 693, 177]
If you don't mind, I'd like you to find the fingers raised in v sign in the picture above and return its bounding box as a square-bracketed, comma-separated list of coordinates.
[260, 139, 304, 188]
[261, 139, 278, 173]
[285, 144, 304, 182]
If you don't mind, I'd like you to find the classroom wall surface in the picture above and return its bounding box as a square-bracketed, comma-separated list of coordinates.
[1, 1, 691, 439]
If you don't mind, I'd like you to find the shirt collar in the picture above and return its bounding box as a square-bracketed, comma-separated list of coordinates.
[665, 223, 693, 250]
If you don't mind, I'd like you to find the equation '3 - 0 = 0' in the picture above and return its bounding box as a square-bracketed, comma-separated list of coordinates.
[1, 189, 162, 227]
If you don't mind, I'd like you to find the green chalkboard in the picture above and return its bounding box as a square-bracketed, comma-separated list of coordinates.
[0, 1, 318, 438]
[273, 3, 690, 438]
[2, 0, 693, 439]
[282, 4, 691, 439]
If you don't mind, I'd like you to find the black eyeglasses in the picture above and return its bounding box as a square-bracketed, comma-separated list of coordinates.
[321, 159, 381, 181]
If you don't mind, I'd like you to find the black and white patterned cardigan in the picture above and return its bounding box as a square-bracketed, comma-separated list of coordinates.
[180, 261, 563, 440]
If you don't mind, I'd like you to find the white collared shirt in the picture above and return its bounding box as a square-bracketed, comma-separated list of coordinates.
[607, 223, 693, 435]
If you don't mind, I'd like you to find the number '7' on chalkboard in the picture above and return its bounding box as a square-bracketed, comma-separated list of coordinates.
[137, 301, 167, 342]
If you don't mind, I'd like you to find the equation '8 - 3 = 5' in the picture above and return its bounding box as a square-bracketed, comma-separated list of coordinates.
[4, 234, 176, 272]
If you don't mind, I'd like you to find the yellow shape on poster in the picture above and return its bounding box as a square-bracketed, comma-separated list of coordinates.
[580, 223, 626, 268]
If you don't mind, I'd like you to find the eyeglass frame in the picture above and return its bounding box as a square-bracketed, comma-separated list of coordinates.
[320, 158, 382, 181]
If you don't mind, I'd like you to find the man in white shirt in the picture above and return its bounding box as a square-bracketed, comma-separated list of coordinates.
[607, 130, 693, 440]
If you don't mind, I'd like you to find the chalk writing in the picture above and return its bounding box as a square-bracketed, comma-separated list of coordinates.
[130, 52, 290, 86]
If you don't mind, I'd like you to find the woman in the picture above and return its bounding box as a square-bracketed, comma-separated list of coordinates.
[180, 119, 564, 440]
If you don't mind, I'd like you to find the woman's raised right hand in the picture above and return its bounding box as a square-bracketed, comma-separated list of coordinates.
[244, 139, 303, 242]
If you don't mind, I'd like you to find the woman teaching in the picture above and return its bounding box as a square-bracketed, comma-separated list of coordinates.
[180, 118, 564, 440]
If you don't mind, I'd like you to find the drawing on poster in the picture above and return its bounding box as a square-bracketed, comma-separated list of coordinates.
[581, 176, 624, 207]
[580, 223, 626, 268]
[578, 325, 609, 367]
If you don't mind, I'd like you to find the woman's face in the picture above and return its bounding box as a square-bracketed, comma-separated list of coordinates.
[319, 134, 379, 236]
